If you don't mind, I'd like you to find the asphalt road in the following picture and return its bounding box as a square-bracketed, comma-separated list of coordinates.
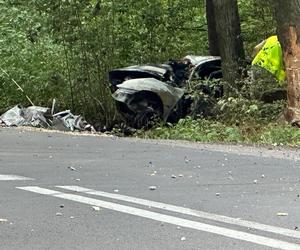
[1, 127, 300, 250]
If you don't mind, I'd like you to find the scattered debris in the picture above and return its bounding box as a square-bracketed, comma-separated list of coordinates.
[148, 186, 157, 191]
[150, 170, 157, 176]
[92, 206, 101, 211]
[227, 175, 234, 181]
[52, 110, 94, 132]
[0, 105, 94, 132]
[277, 212, 288, 217]
[147, 161, 154, 168]
[184, 156, 191, 164]
[0, 105, 50, 127]
[0, 218, 8, 223]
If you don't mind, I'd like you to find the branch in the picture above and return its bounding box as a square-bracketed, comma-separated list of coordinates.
[0, 67, 35, 106]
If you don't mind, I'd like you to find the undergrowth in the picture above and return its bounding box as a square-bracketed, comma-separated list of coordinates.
[141, 118, 300, 147]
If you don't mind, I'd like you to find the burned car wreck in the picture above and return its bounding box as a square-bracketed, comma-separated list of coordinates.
[109, 56, 222, 128]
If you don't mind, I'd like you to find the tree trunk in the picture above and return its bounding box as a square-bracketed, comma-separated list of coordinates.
[206, 0, 220, 56]
[212, 0, 245, 90]
[275, 0, 300, 126]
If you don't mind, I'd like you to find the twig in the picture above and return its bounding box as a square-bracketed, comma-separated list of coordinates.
[0, 67, 35, 106]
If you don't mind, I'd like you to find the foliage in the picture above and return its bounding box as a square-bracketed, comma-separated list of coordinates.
[216, 98, 285, 125]
[238, 0, 276, 55]
[0, 0, 64, 113]
[0, 0, 289, 137]
[0, 0, 209, 126]
[143, 118, 300, 147]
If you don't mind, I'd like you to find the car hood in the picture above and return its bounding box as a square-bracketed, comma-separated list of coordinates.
[114, 78, 184, 121]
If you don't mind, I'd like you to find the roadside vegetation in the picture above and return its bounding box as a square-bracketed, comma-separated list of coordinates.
[139, 93, 300, 147]
[1, 1, 299, 146]
[142, 115, 300, 147]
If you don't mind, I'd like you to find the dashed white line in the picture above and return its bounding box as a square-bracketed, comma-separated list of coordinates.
[56, 185, 300, 240]
[0, 174, 33, 181]
[17, 186, 300, 250]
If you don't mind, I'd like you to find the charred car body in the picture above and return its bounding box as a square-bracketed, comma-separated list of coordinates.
[109, 56, 222, 128]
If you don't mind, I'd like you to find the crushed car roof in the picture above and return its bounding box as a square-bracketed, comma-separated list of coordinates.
[184, 55, 221, 66]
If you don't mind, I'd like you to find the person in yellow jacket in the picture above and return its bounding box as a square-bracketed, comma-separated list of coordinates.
[252, 35, 286, 83]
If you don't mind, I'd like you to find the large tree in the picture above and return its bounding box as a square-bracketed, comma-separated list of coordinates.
[274, 0, 300, 126]
[211, 0, 245, 89]
[206, 0, 219, 56]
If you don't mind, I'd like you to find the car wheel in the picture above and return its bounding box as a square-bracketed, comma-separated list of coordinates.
[134, 106, 161, 129]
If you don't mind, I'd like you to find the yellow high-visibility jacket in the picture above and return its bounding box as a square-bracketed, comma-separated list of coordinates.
[252, 36, 286, 82]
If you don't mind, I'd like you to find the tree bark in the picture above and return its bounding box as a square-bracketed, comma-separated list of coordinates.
[274, 0, 300, 126]
[206, 0, 220, 56]
[212, 0, 245, 90]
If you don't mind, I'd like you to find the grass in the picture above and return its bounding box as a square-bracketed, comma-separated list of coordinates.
[140, 117, 300, 147]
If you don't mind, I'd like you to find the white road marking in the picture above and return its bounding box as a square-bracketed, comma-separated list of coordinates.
[0, 175, 33, 181]
[17, 186, 300, 250]
[57, 185, 300, 240]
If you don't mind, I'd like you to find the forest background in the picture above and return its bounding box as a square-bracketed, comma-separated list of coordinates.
[1, 0, 299, 145]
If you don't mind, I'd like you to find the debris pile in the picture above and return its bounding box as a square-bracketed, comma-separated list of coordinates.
[0, 105, 94, 132]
